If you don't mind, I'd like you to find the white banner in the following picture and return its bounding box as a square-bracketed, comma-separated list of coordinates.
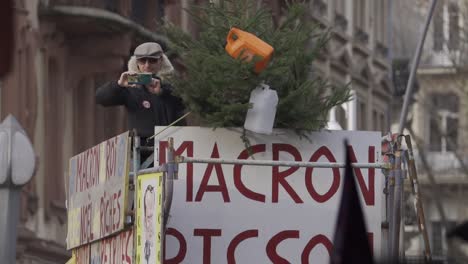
[67, 131, 131, 249]
[73, 228, 134, 264]
[154, 127, 383, 264]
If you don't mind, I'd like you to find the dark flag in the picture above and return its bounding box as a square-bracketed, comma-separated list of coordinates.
[0, 0, 14, 77]
[447, 220, 468, 242]
[330, 140, 374, 264]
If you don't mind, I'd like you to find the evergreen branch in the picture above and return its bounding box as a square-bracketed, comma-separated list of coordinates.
[162, 1, 351, 131]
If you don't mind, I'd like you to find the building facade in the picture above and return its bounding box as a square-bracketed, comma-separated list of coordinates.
[0, 0, 393, 263]
[393, 0, 468, 262]
[3, 1, 168, 263]
[308, 0, 393, 132]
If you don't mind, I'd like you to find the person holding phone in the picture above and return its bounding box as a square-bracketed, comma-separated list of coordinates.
[96, 42, 186, 143]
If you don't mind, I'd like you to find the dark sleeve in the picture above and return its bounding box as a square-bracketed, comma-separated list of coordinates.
[160, 82, 187, 126]
[175, 98, 187, 126]
[159, 79, 174, 96]
[173, 93, 187, 126]
[95, 81, 128, 106]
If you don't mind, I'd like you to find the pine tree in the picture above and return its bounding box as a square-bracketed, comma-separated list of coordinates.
[163, 0, 351, 132]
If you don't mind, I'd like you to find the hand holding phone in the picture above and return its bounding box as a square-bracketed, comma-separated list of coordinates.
[147, 78, 162, 94]
[128, 73, 152, 85]
[118, 71, 137, 87]
[118, 72, 152, 87]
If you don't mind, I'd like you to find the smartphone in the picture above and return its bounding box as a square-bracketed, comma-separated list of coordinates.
[128, 73, 152, 85]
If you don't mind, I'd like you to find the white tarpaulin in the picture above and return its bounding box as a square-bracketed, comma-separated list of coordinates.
[154, 127, 383, 264]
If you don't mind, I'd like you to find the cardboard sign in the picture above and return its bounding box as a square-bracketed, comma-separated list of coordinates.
[74, 245, 90, 264]
[74, 229, 134, 264]
[136, 172, 164, 264]
[67, 131, 131, 249]
[154, 127, 383, 263]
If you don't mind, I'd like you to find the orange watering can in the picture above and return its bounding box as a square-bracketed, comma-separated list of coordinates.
[225, 27, 274, 73]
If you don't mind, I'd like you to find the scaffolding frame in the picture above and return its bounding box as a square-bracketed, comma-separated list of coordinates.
[130, 133, 432, 263]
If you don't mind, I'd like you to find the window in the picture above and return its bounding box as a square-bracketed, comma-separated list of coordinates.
[372, 110, 378, 131]
[370, 108, 386, 132]
[166, 0, 183, 27]
[335, 0, 346, 15]
[429, 115, 443, 151]
[353, 0, 369, 43]
[353, 0, 367, 30]
[93, 73, 127, 144]
[373, 0, 387, 44]
[334, 0, 347, 31]
[448, 2, 460, 50]
[131, 0, 152, 25]
[357, 100, 367, 130]
[433, 1, 461, 52]
[380, 112, 386, 132]
[428, 93, 459, 152]
[433, 2, 444, 51]
[45, 58, 66, 215]
[104, 0, 119, 12]
[432, 221, 443, 256]
[74, 76, 99, 154]
[431, 221, 456, 257]
[392, 59, 410, 96]
[312, 0, 327, 17]
[94, 73, 111, 143]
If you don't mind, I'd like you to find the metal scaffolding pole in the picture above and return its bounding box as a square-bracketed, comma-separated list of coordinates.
[178, 156, 389, 169]
[391, 151, 404, 261]
[398, 0, 438, 133]
[395, 1, 437, 261]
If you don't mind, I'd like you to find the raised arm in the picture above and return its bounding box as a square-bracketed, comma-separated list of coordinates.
[95, 80, 128, 106]
[96, 71, 137, 106]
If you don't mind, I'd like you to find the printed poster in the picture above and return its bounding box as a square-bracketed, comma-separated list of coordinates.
[136, 172, 164, 264]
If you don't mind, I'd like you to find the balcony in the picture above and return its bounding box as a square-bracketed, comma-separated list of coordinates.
[39, 0, 166, 44]
[414, 150, 468, 183]
[426, 152, 461, 172]
[45, 0, 130, 18]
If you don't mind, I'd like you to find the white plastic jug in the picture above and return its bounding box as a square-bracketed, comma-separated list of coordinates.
[244, 83, 278, 134]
